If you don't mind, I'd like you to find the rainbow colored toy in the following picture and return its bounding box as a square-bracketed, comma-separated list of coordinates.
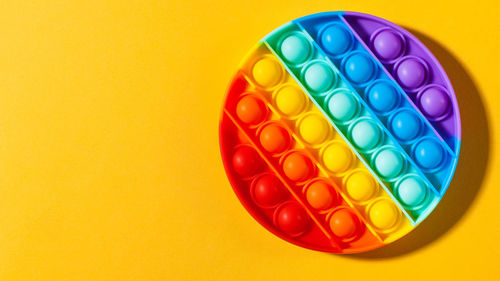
[219, 11, 461, 253]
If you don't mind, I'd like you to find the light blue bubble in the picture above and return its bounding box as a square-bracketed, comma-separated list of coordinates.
[344, 53, 375, 84]
[397, 177, 427, 207]
[280, 34, 310, 65]
[351, 120, 381, 150]
[374, 148, 404, 179]
[320, 25, 351, 55]
[304, 62, 334, 93]
[328, 91, 357, 121]
[367, 81, 398, 112]
[415, 139, 443, 169]
[390, 110, 421, 141]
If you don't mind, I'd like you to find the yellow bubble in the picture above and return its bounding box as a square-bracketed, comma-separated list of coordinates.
[275, 86, 306, 116]
[322, 142, 352, 173]
[346, 171, 376, 201]
[252, 58, 282, 88]
[369, 200, 399, 230]
[299, 115, 329, 145]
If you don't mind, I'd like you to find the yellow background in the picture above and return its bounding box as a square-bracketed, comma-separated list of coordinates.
[0, 0, 497, 280]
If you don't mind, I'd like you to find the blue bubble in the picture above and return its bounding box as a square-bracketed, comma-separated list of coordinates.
[397, 176, 427, 207]
[390, 110, 421, 141]
[280, 34, 310, 65]
[344, 53, 375, 84]
[320, 25, 351, 55]
[367, 81, 398, 112]
[304, 62, 334, 93]
[351, 120, 381, 150]
[328, 91, 357, 121]
[414, 139, 444, 169]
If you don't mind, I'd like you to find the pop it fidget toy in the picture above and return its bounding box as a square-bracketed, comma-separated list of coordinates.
[219, 11, 461, 253]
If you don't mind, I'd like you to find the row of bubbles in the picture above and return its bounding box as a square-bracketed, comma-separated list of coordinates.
[243, 53, 369, 241]
[227, 62, 348, 243]
[243, 44, 411, 237]
[263, 23, 438, 222]
[294, 18, 455, 196]
[231, 145, 312, 237]
[342, 15, 459, 153]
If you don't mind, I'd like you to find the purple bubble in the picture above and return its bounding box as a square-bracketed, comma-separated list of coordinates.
[372, 29, 404, 61]
[419, 87, 450, 118]
[396, 58, 427, 89]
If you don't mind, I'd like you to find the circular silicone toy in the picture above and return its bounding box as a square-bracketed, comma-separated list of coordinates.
[220, 11, 461, 253]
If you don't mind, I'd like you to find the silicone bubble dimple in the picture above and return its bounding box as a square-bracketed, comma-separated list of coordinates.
[275, 202, 311, 236]
[366, 80, 399, 113]
[259, 123, 290, 154]
[299, 114, 329, 145]
[350, 119, 381, 151]
[322, 142, 352, 174]
[252, 57, 283, 88]
[395, 57, 427, 89]
[303, 61, 335, 93]
[396, 176, 427, 208]
[414, 138, 444, 170]
[320, 24, 352, 56]
[374, 148, 404, 179]
[329, 208, 359, 239]
[419, 86, 450, 119]
[236, 95, 266, 125]
[306, 180, 338, 210]
[345, 171, 377, 202]
[275, 85, 306, 116]
[252, 174, 288, 207]
[343, 52, 376, 84]
[232, 146, 261, 177]
[280, 32, 311, 65]
[368, 200, 399, 230]
[371, 28, 405, 61]
[390, 110, 422, 142]
[327, 90, 358, 122]
[282, 152, 314, 182]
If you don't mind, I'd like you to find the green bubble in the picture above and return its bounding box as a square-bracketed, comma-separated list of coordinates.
[351, 120, 381, 150]
[304, 62, 334, 93]
[328, 91, 357, 121]
[398, 177, 427, 207]
[375, 149, 404, 179]
[280, 34, 310, 65]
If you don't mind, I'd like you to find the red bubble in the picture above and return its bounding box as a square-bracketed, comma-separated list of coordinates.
[232, 146, 261, 176]
[276, 202, 310, 236]
[253, 174, 287, 207]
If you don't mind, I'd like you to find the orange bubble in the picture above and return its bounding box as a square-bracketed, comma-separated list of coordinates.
[259, 124, 290, 153]
[283, 152, 313, 182]
[236, 96, 265, 124]
[329, 209, 359, 239]
[306, 181, 337, 210]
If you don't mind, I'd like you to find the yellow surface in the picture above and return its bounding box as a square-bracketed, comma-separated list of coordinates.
[368, 200, 399, 230]
[275, 85, 306, 116]
[252, 57, 283, 88]
[322, 142, 352, 173]
[299, 114, 329, 144]
[346, 171, 376, 201]
[0, 0, 497, 280]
